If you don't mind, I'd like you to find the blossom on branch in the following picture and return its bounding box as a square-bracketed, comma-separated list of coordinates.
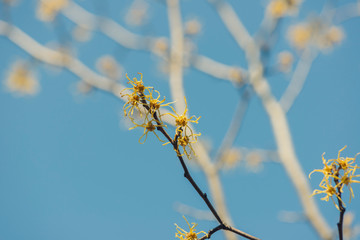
[164, 97, 201, 159]
[310, 146, 360, 209]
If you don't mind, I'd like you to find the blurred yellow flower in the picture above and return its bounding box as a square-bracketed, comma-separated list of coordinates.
[318, 26, 344, 49]
[220, 148, 242, 170]
[277, 51, 293, 72]
[96, 55, 121, 80]
[288, 24, 311, 49]
[267, 0, 288, 18]
[5, 61, 39, 96]
[267, 0, 302, 18]
[37, 0, 69, 22]
[184, 19, 202, 35]
[326, 26, 344, 44]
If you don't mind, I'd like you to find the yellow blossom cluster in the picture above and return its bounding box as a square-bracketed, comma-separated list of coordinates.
[121, 73, 200, 159]
[309, 146, 360, 209]
[175, 216, 207, 240]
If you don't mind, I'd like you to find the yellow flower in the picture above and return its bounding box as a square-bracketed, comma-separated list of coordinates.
[328, 146, 357, 171]
[5, 61, 39, 96]
[37, 0, 69, 22]
[309, 152, 335, 183]
[267, 0, 301, 18]
[337, 167, 360, 201]
[96, 55, 121, 80]
[163, 97, 201, 159]
[288, 24, 311, 49]
[326, 26, 344, 44]
[310, 146, 360, 209]
[146, 89, 174, 120]
[175, 216, 207, 240]
[129, 119, 165, 144]
[123, 72, 152, 95]
[176, 130, 201, 160]
[311, 179, 343, 209]
[165, 97, 200, 136]
[277, 51, 293, 72]
[122, 92, 142, 117]
[121, 73, 152, 118]
[267, 0, 288, 18]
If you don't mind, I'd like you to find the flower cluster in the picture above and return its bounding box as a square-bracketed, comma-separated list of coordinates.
[121, 73, 200, 159]
[175, 216, 207, 240]
[121, 73, 167, 142]
[164, 97, 201, 159]
[309, 146, 360, 209]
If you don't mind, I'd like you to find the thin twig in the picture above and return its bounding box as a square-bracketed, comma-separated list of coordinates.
[334, 171, 346, 240]
[198, 224, 261, 240]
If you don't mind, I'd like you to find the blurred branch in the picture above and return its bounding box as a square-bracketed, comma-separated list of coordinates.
[208, 0, 333, 238]
[208, 0, 253, 55]
[0, 20, 124, 97]
[167, 0, 186, 112]
[174, 202, 214, 221]
[62, 1, 242, 85]
[334, 2, 360, 23]
[167, 1, 239, 240]
[280, 47, 318, 112]
[251, 73, 333, 240]
[0, 20, 180, 127]
[215, 88, 251, 169]
[62, 1, 153, 50]
[191, 54, 247, 84]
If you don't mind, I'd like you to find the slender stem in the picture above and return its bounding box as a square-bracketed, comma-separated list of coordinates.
[337, 195, 345, 240]
[199, 224, 261, 240]
[334, 171, 345, 240]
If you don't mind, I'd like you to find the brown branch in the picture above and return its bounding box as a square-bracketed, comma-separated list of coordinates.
[335, 171, 346, 240]
[199, 224, 261, 240]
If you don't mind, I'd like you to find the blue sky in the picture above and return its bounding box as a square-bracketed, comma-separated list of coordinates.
[0, 1, 360, 240]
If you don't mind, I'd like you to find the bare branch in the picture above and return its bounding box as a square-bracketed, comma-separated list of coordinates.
[280, 47, 318, 112]
[62, 1, 153, 50]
